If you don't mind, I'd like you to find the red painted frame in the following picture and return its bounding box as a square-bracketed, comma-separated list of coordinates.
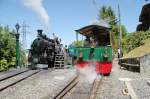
[76, 61, 112, 75]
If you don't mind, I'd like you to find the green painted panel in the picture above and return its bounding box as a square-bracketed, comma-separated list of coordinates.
[81, 48, 89, 60]
[107, 47, 112, 62]
[76, 47, 112, 62]
[93, 48, 101, 61]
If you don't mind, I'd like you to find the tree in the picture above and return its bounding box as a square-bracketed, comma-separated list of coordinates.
[123, 30, 150, 53]
[98, 6, 117, 28]
[71, 40, 83, 47]
[98, 6, 128, 52]
[0, 25, 25, 70]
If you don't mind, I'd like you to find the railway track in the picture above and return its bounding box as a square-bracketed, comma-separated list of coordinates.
[0, 69, 40, 92]
[0, 69, 29, 81]
[89, 76, 103, 99]
[53, 75, 79, 99]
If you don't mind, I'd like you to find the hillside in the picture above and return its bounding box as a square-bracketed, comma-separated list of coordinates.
[123, 38, 150, 58]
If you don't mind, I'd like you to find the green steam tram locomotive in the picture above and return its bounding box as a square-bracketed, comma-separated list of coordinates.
[73, 25, 113, 75]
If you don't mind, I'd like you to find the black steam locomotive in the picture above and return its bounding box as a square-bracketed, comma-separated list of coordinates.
[28, 30, 63, 69]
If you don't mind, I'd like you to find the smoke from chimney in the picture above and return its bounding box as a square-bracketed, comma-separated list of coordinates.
[22, 0, 49, 27]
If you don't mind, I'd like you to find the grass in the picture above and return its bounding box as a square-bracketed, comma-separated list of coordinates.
[123, 38, 150, 58]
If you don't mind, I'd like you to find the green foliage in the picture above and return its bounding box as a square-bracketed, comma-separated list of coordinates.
[112, 25, 127, 38]
[0, 25, 26, 70]
[98, 6, 117, 28]
[71, 40, 83, 47]
[123, 30, 150, 53]
[20, 49, 26, 67]
[0, 59, 8, 70]
[98, 6, 128, 51]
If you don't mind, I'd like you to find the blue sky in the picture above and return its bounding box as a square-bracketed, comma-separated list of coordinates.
[0, 0, 149, 49]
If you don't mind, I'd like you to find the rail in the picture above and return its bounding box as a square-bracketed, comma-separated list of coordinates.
[0, 70, 40, 91]
[53, 76, 79, 99]
[0, 69, 29, 81]
[89, 76, 103, 99]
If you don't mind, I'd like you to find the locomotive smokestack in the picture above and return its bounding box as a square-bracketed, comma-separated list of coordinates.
[37, 29, 43, 36]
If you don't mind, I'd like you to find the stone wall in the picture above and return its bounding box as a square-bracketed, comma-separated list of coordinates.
[120, 58, 140, 72]
[120, 53, 150, 73]
[140, 53, 150, 73]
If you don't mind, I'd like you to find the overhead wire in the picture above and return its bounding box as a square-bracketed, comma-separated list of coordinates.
[92, 0, 99, 11]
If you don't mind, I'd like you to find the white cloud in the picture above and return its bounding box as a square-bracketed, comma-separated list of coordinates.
[22, 0, 49, 27]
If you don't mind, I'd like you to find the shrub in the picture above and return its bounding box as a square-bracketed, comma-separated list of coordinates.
[0, 59, 8, 70]
[123, 30, 150, 53]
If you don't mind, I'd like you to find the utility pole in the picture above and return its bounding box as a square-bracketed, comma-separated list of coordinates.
[92, 0, 99, 11]
[22, 21, 28, 50]
[118, 4, 122, 58]
[21, 21, 29, 67]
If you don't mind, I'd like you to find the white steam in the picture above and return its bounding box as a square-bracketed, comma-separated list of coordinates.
[76, 64, 98, 83]
[22, 0, 49, 27]
[89, 19, 110, 28]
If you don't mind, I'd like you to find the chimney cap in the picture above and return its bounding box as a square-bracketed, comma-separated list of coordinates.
[37, 29, 43, 36]
[37, 29, 43, 33]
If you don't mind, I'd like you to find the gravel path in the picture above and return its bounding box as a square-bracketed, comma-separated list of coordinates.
[130, 78, 150, 99]
[0, 69, 76, 99]
[95, 60, 150, 99]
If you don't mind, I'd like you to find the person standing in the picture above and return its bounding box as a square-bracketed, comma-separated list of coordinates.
[118, 48, 121, 64]
[118, 48, 121, 58]
[90, 37, 96, 59]
[83, 36, 90, 47]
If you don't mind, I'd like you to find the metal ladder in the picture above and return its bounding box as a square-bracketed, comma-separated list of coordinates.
[54, 54, 64, 68]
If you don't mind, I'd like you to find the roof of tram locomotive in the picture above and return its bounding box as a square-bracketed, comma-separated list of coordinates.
[75, 24, 111, 37]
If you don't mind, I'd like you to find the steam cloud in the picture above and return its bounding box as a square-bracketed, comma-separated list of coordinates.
[76, 64, 98, 83]
[22, 0, 49, 27]
[89, 19, 109, 28]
